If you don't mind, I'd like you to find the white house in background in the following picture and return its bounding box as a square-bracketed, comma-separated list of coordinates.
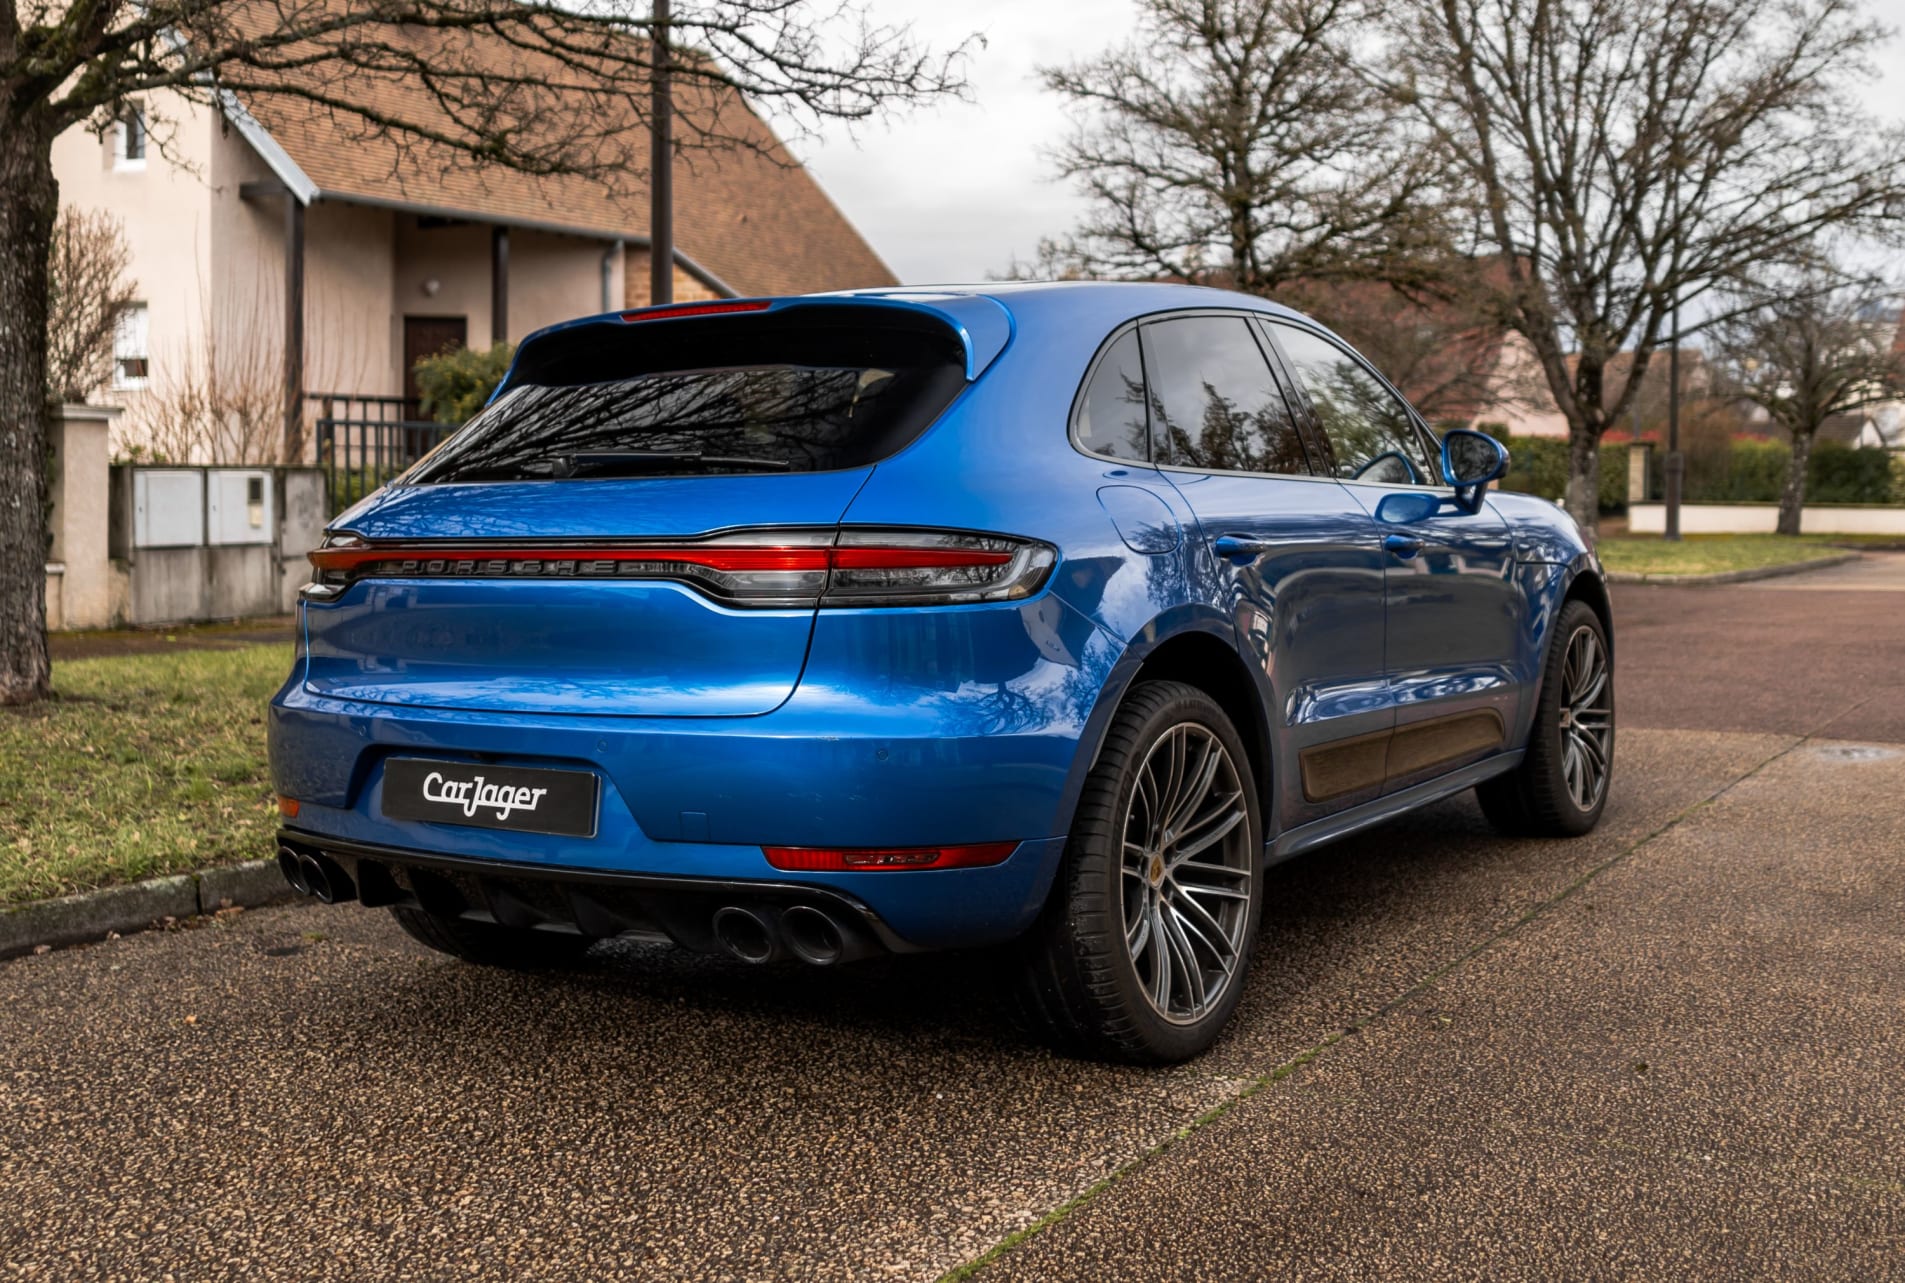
[53, 56, 896, 464]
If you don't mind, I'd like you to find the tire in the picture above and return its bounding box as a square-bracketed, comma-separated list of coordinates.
[1018, 680, 1264, 1064]
[389, 906, 595, 970]
[1477, 598, 1614, 837]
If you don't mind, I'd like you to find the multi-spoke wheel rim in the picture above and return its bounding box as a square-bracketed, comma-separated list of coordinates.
[1558, 625, 1613, 812]
[1120, 723, 1253, 1026]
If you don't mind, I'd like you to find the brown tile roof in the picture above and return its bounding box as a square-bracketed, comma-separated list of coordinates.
[237, 30, 895, 296]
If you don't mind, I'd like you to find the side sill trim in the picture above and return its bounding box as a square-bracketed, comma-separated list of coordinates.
[1268, 750, 1524, 862]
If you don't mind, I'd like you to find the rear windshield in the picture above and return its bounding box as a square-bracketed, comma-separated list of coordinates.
[404, 309, 968, 484]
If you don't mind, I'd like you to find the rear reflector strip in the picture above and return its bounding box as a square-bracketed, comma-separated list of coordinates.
[762, 842, 1019, 872]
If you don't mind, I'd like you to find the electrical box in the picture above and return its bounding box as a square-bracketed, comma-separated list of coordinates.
[207, 469, 275, 546]
[132, 469, 205, 549]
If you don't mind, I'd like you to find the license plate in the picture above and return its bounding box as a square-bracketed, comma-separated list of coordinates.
[382, 758, 599, 837]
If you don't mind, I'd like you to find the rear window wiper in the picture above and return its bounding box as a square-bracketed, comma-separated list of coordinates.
[549, 450, 795, 477]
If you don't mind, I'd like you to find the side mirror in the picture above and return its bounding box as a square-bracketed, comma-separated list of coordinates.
[1441, 429, 1509, 514]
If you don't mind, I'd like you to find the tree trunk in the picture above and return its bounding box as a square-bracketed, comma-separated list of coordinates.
[1565, 424, 1601, 542]
[0, 112, 58, 705]
[1777, 429, 1813, 537]
[1558, 354, 1608, 543]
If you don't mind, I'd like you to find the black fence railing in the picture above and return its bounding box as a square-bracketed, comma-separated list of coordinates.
[309, 391, 420, 424]
[315, 416, 457, 515]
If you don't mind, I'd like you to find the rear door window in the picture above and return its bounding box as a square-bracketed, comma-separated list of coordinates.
[404, 311, 968, 484]
[1075, 330, 1152, 461]
[1267, 323, 1433, 484]
[1139, 316, 1312, 476]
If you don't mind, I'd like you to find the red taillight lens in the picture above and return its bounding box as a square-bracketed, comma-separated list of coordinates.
[303, 529, 1056, 609]
[763, 842, 1019, 871]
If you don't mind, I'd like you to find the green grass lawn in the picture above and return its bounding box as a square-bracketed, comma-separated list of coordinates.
[0, 643, 291, 907]
[1597, 534, 1861, 577]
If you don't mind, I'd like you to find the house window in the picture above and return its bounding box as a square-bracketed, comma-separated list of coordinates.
[114, 107, 147, 170]
[114, 304, 149, 389]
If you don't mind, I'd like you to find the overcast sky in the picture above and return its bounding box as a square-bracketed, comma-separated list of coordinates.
[792, 0, 1905, 285]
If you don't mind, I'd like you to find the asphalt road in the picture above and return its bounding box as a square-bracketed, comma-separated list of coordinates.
[3, 558, 1901, 1281]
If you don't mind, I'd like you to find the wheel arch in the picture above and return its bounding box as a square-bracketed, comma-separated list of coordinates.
[1562, 562, 1614, 660]
[1062, 619, 1277, 839]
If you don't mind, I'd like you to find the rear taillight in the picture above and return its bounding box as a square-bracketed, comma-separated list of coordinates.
[763, 842, 1019, 871]
[302, 528, 1055, 608]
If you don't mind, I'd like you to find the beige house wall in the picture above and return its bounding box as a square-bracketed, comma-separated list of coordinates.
[623, 247, 722, 309]
[393, 217, 495, 352]
[510, 230, 622, 338]
[1479, 333, 1570, 439]
[51, 93, 220, 457]
[307, 202, 399, 398]
[57, 98, 744, 466]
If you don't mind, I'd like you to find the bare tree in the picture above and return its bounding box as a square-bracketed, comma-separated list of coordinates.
[1707, 274, 1905, 535]
[44, 208, 137, 405]
[1276, 267, 1546, 426]
[1382, 0, 1905, 536]
[0, 0, 967, 705]
[1036, 0, 1446, 293]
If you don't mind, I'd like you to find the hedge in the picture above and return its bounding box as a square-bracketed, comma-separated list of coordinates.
[1646, 438, 1899, 505]
[1469, 423, 1903, 510]
[1473, 424, 1629, 512]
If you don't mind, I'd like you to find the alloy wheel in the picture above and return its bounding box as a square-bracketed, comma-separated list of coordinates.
[1558, 625, 1613, 811]
[1120, 723, 1254, 1025]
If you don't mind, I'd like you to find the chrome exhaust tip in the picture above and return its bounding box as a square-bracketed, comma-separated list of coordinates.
[780, 904, 846, 966]
[711, 906, 780, 964]
[297, 852, 356, 905]
[277, 846, 312, 896]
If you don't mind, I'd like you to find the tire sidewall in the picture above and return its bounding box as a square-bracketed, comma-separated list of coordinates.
[1534, 600, 1615, 832]
[1089, 686, 1264, 1061]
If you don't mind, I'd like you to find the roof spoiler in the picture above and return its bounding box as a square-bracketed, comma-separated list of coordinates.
[495, 293, 1015, 409]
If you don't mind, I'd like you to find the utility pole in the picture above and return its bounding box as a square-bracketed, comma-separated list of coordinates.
[1664, 302, 1683, 541]
[649, 0, 673, 307]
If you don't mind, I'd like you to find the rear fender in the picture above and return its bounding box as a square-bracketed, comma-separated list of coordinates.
[1050, 607, 1264, 840]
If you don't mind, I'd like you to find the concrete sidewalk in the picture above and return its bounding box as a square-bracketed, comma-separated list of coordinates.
[979, 737, 1905, 1281]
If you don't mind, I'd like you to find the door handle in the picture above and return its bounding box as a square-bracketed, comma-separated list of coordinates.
[1212, 534, 1274, 560]
[1383, 534, 1424, 559]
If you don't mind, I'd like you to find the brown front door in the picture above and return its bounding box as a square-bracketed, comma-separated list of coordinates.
[403, 315, 468, 418]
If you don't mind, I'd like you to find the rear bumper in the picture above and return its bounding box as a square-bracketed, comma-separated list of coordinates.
[267, 593, 1117, 949]
[267, 690, 1082, 950]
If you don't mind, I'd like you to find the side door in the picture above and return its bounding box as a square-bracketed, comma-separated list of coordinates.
[1136, 312, 1391, 833]
[1261, 319, 1523, 795]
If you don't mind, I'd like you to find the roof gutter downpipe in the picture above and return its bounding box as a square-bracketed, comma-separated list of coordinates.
[602, 239, 624, 312]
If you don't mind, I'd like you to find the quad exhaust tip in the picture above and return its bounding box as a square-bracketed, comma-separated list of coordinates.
[277, 845, 357, 905]
[780, 904, 846, 967]
[711, 906, 781, 964]
[276, 846, 311, 896]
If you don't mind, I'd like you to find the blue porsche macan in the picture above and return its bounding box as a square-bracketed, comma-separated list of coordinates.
[268, 282, 1614, 1062]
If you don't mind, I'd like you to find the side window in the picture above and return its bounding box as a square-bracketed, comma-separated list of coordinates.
[1270, 323, 1430, 484]
[1140, 316, 1310, 476]
[1075, 329, 1151, 461]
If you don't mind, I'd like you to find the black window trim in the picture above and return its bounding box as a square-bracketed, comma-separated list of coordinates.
[1255, 316, 1452, 492]
[1067, 307, 1335, 483]
[1066, 319, 1154, 468]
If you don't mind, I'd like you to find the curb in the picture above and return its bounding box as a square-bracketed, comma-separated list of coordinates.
[0, 860, 299, 960]
[1607, 551, 1861, 586]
